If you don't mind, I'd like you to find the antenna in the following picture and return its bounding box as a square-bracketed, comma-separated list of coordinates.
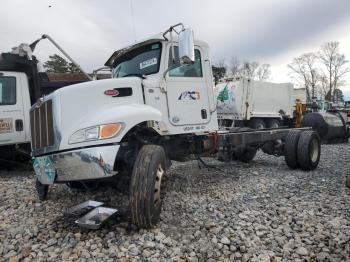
[130, 0, 137, 42]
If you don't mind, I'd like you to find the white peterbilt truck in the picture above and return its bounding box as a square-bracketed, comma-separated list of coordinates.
[31, 24, 321, 228]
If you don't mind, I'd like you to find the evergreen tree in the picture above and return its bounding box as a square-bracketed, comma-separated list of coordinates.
[43, 54, 69, 73]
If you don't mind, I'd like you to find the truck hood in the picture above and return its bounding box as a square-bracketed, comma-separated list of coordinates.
[55, 77, 144, 147]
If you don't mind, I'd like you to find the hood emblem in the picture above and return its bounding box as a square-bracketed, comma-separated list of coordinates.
[104, 89, 119, 97]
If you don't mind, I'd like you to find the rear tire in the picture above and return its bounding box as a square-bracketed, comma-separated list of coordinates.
[129, 145, 167, 229]
[266, 119, 280, 129]
[284, 130, 302, 169]
[249, 118, 266, 129]
[297, 131, 321, 171]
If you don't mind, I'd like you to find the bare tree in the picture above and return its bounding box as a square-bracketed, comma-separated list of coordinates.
[212, 59, 227, 84]
[229, 56, 271, 81]
[332, 53, 350, 99]
[257, 64, 271, 81]
[241, 61, 259, 79]
[230, 56, 241, 78]
[318, 75, 328, 100]
[288, 52, 319, 102]
[215, 59, 227, 70]
[318, 41, 350, 101]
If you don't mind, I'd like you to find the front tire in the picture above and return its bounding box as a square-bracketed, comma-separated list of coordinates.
[36, 179, 49, 201]
[129, 145, 167, 228]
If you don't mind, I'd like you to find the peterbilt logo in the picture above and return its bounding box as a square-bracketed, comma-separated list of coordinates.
[104, 89, 120, 97]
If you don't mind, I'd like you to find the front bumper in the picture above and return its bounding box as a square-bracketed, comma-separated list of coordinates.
[33, 144, 120, 185]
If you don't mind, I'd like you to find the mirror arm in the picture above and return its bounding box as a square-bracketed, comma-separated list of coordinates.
[162, 62, 181, 80]
[162, 23, 184, 40]
[170, 30, 175, 66]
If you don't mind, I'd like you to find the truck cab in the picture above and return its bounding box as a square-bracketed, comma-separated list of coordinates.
[32, 26, 218, 181]
[0, 71, 31, 147]
[103, 33, 218, 135]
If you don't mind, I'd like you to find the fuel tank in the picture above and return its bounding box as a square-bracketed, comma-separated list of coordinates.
[301, 112, 349, 142]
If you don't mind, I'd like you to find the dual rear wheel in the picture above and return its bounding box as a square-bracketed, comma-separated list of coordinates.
[284, 130, 321, 171]
[249, 118, 281, 129]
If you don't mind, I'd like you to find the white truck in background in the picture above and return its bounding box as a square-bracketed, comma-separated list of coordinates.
[293, 87, 307, 104]
[215, 79, 294, 129]
[0, 71, 35, 160]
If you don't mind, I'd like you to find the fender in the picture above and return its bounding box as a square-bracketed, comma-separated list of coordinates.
[59, 103, 163, 149]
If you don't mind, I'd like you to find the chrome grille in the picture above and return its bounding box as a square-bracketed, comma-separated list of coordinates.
[30, 100, 54, 150]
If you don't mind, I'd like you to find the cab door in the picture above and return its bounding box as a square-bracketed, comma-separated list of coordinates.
[165, 46, 211, 126]
[0, 72, 26, 145]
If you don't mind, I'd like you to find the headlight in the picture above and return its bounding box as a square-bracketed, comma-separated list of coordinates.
[69, 123, 123, 144]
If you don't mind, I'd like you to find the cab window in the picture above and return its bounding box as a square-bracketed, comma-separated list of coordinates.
[0, 77, 16, 105]
[168, 47, 203, 77]
[112, 43, 162, 78]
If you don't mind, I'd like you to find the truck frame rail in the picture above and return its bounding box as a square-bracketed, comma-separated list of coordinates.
[218, 127, 311, 147]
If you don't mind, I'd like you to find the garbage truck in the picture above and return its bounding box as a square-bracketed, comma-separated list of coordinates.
[215, 80, 294, 129]
[31, 24, 321, 229]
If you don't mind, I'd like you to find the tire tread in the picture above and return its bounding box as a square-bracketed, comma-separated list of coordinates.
[284, 130, 301, 169]
[297, 131, 320, 171]
[130, 145, 166, 228]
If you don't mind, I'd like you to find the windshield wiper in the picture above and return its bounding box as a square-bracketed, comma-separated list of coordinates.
[121, 73, 146, 79]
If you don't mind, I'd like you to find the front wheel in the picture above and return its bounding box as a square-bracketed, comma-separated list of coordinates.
[129, 145, 167, 228]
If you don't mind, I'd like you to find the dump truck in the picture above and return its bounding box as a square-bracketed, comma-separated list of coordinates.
[31, 24, 321, 229]
[0, 35, 90, 161]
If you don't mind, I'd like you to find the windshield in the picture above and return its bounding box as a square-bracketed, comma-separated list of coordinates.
[112, 42, 162, 78]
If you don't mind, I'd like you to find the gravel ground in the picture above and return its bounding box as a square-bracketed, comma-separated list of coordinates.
[0, 143, 350, 262]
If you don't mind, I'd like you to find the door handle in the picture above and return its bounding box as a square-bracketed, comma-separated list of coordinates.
[15, 119, 23, 131]
[201, 109, 208, 119]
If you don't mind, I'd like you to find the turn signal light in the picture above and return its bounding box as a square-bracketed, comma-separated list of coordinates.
[99, 123, 123, 139]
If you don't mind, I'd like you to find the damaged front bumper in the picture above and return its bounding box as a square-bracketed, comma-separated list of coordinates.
[33, 144, 120, 185]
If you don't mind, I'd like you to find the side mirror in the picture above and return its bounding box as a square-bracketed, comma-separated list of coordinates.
[178, 28, 195, 65]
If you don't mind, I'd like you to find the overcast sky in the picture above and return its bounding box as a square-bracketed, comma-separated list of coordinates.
[1, 0, 350, 98]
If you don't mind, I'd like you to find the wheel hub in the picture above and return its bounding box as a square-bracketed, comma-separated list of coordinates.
[310, 139, 319, 162]
[154, 164, 164, 206]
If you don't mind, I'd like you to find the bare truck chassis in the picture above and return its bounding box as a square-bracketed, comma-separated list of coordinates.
[36, 126, 320, 229]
